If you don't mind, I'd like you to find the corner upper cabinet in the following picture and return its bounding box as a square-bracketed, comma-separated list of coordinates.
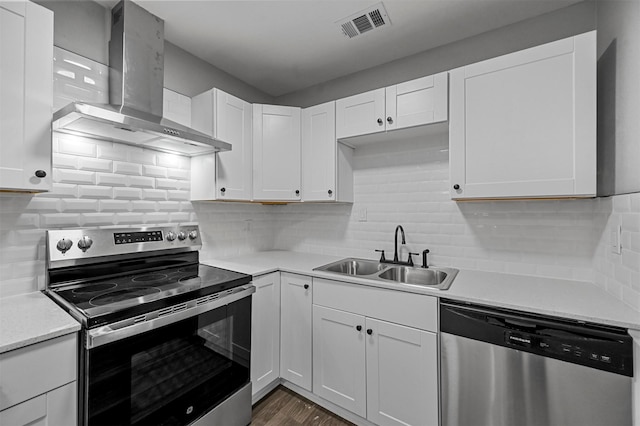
[302, 101, 354, 202]
[190, 88, 252, 201]
[449, 31, 596, 200]
[335, 72, 448, 141]
[253, 104, 301, 201]
[0, 1, 53, 193]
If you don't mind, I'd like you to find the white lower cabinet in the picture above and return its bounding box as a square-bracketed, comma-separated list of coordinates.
[365, 318, 437, 426]
[313, 305, 367, 417]
[280, 273, 312, 391]
[251, 272, 281, 397]
[0, 333, 77, 426]
[312, 278, 439, 426]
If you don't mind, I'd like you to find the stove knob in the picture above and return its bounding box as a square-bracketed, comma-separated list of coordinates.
[188, 230, 198, 240]
[166, 232, 176, 241]
[77, 236, 93, 252]
[56, 238, 73, 254]
[178, 231, 187, 241]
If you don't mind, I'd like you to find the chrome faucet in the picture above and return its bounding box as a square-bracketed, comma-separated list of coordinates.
[393, 225, 406, 263]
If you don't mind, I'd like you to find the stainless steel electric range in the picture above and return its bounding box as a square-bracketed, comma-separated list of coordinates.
[45, 225, 254, 426]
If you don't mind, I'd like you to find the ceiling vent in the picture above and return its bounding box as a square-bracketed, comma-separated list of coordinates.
[336, 2, 391, 39]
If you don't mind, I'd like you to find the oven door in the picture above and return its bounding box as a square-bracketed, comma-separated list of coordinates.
[83, 294, 251, 426]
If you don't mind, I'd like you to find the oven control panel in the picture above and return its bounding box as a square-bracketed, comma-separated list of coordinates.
[114, 231, 163, 245]
[47, 226, 201, 264]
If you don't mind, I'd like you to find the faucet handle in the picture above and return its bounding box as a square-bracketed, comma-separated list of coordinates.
[407, 252, 419, 267]
[375, 249, 386, 262]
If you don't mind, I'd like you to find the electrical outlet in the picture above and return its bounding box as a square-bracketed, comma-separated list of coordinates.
[358, 207, 367, 222]
[610, 223, 622, 254]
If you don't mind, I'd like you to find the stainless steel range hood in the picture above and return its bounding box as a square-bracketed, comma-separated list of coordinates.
[52, 0, 230, 156]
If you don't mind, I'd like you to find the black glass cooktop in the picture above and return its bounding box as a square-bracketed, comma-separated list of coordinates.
[50, 264, 251, 328]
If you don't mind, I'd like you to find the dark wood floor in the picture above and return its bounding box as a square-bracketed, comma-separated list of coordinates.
[252, 386, 355, 426]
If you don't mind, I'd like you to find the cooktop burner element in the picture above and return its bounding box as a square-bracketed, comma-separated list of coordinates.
[72, 283, 118, 294]
[89, 287, 161, 306]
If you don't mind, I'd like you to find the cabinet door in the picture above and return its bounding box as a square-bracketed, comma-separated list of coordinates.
[385, 73, 448, 131]
[280, 273, 312, 391]
[0, 381, 77, 426]
[251, 272, 281, 397]
[0, 1, 53, 192]
[163, 88, 191, 127]
[253, 104, 301, 201]
[449, 31, 596, 199]
[336, 88, 385, 139]
[302, 101, 336, 202]
[312, 305, 366, 418]
[215, 89, 253, 200]
[366, 318, 438, 426]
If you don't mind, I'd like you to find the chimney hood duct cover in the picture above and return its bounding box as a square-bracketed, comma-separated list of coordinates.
[52, 0, 230, 156]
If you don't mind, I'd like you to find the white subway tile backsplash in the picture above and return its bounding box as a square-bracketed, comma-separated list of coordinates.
[167, 168, 189, 180]
[40, 213, 85, 228]
[77, 157, 112, 172]
[97, 143, 128, 161]
[131, 201, 158, 211]
[128, 149, 157, 165]
[96, 173, 128, 187]
[114, 161, 143, 176]
[113, 187, 143, 200]
[167, 190, 190, 201]
[52, 153, 78, 169]
[61, 199, 99, 212]
[128, 176, 156, 188]
[81, 213, 116, 226]
[99, 200, 131, 212]
[142, 189, 168, 201]
[57, 135, 97, 157]
[78, 185, 113, 199]
[114, 212, 146, 225]
[157, 201, 181, 212]
[156, 179, 189, 191]
[54, 169, 96, 185]
[142, 165, 168, 178]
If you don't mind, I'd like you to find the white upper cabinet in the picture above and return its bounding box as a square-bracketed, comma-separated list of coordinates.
[336, 88, 386, 140]
[335, 72, 448, 142]
[449, 31, 596, 200]
[253, 104, 301, 201]
[302, 101, 354, 203]
[163, 88, 191, 127]
[0, 1, 53, 192]
[190, 88, 252, 201]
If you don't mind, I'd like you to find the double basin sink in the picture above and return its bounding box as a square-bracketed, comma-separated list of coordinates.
[314, 258, 458, 291]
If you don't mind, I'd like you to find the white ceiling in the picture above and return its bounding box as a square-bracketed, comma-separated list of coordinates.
[103, 0, 583, 97]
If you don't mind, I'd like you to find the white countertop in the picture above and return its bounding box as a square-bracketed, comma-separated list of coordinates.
[0, 292, 80, 354]
[202, 250, 640, 330]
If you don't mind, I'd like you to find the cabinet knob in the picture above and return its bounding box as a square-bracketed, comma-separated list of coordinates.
[453, 184, 460, 190]
[356, 325, 362, 332]
[328, 189, 333, 196]
[35, 170, 47, 178]
[220, 187, 226, 193]
[304, 284, 309, 290]
[387, 116, 393, 124]
[377, 118, 383, 125]
[295, 189, 300, 196]
[367, 329, 373, 335]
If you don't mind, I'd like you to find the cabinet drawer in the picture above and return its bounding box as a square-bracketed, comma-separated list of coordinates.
[312, 278, 437, 332]
[0, 333, 77, 410]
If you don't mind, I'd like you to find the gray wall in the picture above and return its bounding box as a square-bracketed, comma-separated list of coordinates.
[596, 0, 640, 196]
[274, 1, 596, 107]
[35, 0, 272, 103]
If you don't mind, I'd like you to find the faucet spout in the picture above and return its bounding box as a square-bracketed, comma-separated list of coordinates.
[394, 225, 406, 262]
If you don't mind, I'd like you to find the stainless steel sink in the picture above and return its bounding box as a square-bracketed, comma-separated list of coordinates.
[314, 258, 458, 290]
[320, 258, 386, 276]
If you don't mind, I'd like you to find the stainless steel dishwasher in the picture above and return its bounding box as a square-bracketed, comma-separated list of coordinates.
[440, 299, 634, 426]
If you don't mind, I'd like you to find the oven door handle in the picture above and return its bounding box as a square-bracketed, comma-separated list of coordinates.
[86, 284, 255, 349]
